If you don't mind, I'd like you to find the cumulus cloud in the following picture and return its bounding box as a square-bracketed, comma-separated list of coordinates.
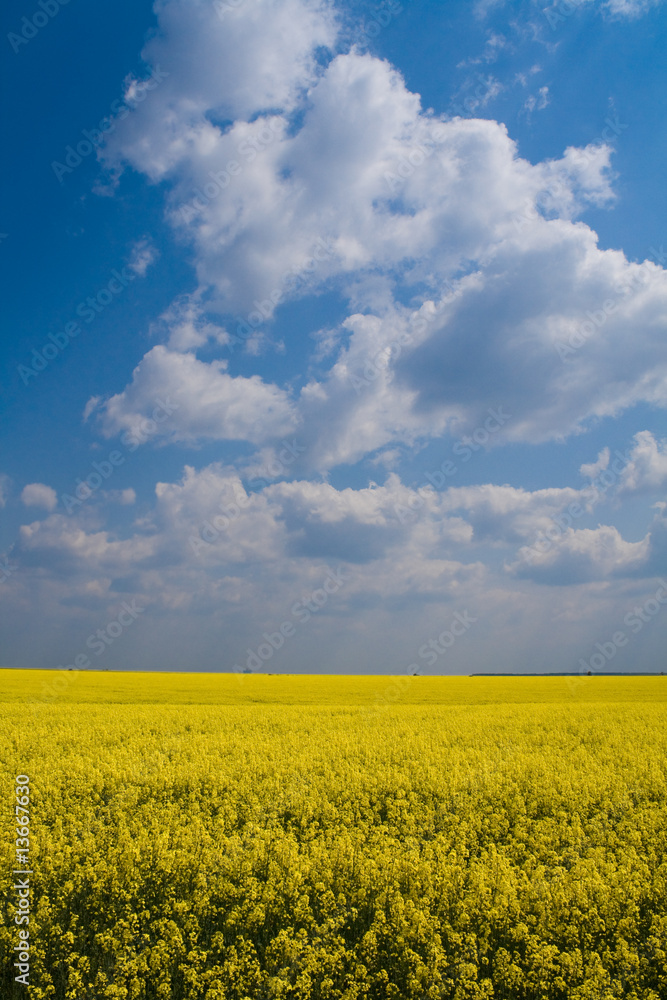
[18, 460, 651, 605]
[440, 483, 584, 545]
[101, 0, 338, 181]
[91, 4, 666, 462]
[288, 228, 667, 467]
[21, 483, 58, 511]
[9, 467, 466, 590]
[16, 514, 155, 578]
[96, 345, 298, 445]
[101, 0, 620, 316]
[5, 459, 665, 673]
[106, 488, 137, 506]
[150, 295, 230, 352]
[511, 523, 650, 585]
[265, 476, 469, 563]
[580, 447, 610, 480]
[393, 232, 667, 446]
[617, 431, 667, 495]
[7, 467, 480, 639]
[84, 0, 667, 501]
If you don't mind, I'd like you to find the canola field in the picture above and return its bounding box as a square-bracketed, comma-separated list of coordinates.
[1, 671, 666, 999]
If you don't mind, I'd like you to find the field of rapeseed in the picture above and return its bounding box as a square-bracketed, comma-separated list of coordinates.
[1, 672, 666, 999]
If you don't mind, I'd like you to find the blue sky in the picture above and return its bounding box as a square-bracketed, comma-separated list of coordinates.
[1, 0, 666, 676]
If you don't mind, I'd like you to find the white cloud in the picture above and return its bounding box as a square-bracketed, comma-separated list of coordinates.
[544, 142, 616, 213]
[5, 461, 665, 674]
[106, 488, 137, 506]
[580, 447, 610, 480]
[96, 345, 297, 445]
[0, 474, 9, 508]
[523, 86, 550, 114]
[286, 230, 667, 467]
[390, 232, 667, 447]
[440, 483, 584, 545]
[617, 431, 667, 495]
[165, 50, 429, 314]
[511, 523, 650, 584]
[452, 73, 504, 114]
[151, 295, 230, 352]
[127, 237, 159, 277]
[603, 0, 662, 16]
[101, 0, 338, 182]
[83, 396, 102, 423]
[264, 476, 469, 563]
[104, 10, 618, 316]
[16, 514, 156, 583]
[93, 11, 667, 461]
[458, 32, 507, 65]
[21, 483, 58, 511]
